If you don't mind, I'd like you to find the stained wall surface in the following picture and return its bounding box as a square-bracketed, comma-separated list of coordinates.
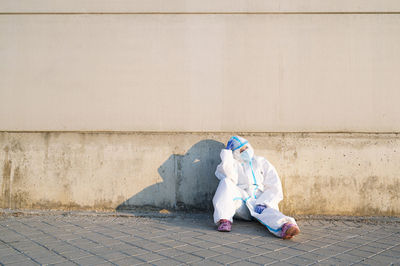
[0, 132, 399, 216]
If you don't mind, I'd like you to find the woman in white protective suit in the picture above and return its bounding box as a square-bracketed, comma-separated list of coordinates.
[212, 136, 300, 239]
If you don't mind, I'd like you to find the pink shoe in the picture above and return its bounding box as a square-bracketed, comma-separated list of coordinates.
[217, 219, 232, 232]
[281, 222, 300, 239]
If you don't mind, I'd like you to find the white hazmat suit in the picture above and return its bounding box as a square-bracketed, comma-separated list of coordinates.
[212, 136, 297, 237]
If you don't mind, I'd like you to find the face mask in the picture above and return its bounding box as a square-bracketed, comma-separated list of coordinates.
[240, 149, 253, 162]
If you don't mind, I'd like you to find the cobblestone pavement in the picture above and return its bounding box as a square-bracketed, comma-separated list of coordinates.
[0, 211, 399, 266]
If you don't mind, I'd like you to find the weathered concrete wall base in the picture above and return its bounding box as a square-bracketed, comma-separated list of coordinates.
[0, 132, 399, 216]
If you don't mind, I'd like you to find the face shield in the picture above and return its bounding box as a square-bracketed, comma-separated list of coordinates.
[226, 136, 254, 163]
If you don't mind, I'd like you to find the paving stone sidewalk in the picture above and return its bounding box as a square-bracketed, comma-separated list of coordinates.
[0, 210, 399, 266]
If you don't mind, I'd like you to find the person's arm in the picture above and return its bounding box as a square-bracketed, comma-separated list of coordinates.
[215, 149, 239, 184]
[255, 160, 283, 209]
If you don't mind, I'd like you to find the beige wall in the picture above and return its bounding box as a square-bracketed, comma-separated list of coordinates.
[1, 2, 399, 216]
[1, 1, 400, 132]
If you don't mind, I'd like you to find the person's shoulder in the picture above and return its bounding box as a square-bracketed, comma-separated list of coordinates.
[253, 155, 273, 167]
[253, 155, 267, 162]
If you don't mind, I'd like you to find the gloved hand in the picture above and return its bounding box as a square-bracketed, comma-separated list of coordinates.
[254, 204, 267, 214]
[226, 139, 234, 150]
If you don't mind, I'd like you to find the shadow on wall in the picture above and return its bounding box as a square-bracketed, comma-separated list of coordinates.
[116, 139, 225, 212]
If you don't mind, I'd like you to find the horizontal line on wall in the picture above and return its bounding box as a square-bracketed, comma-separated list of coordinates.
[0, 131, 399, 135]
[0, 12, 400, 15]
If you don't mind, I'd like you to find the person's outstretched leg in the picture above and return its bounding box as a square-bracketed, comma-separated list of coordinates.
[213, 178, 242, 231]
[250, 205, 299, 239]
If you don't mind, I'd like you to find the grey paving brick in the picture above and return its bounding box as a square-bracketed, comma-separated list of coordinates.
[247, 255, 277, 265]
[336, 240, 363, 249]
[28, 250, 64, 260]
[358, 234, 383, 242]
[33, 254, 67, 265]
[212, 245, 237, 254]
[392, 244, 400, 251]
[379, 248, 400, 257]
[370, 254, 400, 264]
[376, 236, 400, 246]
[324, 232, 350, 241]
[141, 242, 170, 252]
[98, 251, 130, 262]
[150, 258, 181, 266]
[357, 244, 386, 254]
[174, 253, 203, 263]
[355, 257, 386, 265]
[19, 246, 53, 256]
[88, 246, 115, 256]
[346, 237, 372, 245]
[268, 261, 297, 266]
[278, 247, 305, 257]
[30, 236, 57, 243]
[192, 240, 220, 249]
[317, 257, 351, 265]
[345, 248, 375, 258]
[159, 240, 187, 248]
[312, 246, 344, 257]
[290, 242, 320, 252]
[149, 236, 173, 243]
[102, 231, 128, 239]
[283, 255, 316, 265]
[294, 251, 329, 263]
[366, 240, 393, 249]
[210, 254, 241, 264]
[131, 263, 152, 266]
[42, 241, 67, 249]
[263, 250, 297, 261]
[127, 239, 153, 248]
[191, 259, 224, 265]
[257, 242, 289, 252]
[28, 233, 53, 240]
[330, 253, 366, 263]
[49, 261, 79, 266]
[0, 253, 31, 264]
[5, 259, 39, 266]
[228, 259, 261, 266]
[175, 244, 202, 253]
[0, 247, 19, 256]
[49, 244, 82, 254]
[240, 238, 268, 247]
[72, 255, 110, 265]
[60, 250, 92, 260]
[178, 237, 205, 245]
[192, 249, 221, 259]
[133, 251, 165, 262]
[309, 238, 340, 247]
[229, 242, 259, 251]
[118, 246, 149, 256]
[226, 250, 255, 259]
[0, 235, 26, 242]
[178, 231, 205, 238]
[68, 239, 100, 250]
[110, 243, 141, 252]
[195, 235, 230, 245]
[8, 240, 35, 249]
[156, 248, 187, 258]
